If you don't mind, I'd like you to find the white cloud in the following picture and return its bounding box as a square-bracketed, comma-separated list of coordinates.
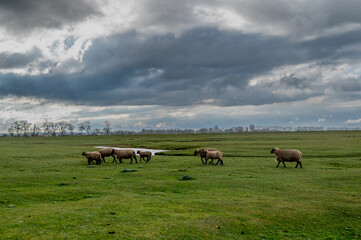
[345, 118, 361, 124]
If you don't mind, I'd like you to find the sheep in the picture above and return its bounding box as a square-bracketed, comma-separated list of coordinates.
[204, 150, 224, 166]
[137, 150, 152, 163]
[82, 151, 102, 165]
[97, 148, 116, 163]
[270, 148, 303, 168]
[194, 148, 218, 164]
[113, 149, 137, 164]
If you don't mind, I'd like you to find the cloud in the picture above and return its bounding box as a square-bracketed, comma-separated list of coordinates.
[345, 118, 361, 124]
[0, 26, 361, 107]
[1, 1, 361, 131]
[334, 77, 361, 92]
[211, 0, 361, 38]
[0, 47, 42, 69]
[0, 0, 101, 35]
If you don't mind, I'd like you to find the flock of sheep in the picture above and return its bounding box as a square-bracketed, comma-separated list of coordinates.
[82, 147, 303, 168]
[82, 148, 151, 165]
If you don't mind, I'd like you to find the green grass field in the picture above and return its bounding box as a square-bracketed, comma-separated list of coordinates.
[0, 132, 360, 239]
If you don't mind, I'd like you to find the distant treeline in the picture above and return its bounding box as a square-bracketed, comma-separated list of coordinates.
[2, 120, 360, 137]
[5, 120, 110, 137]
[3, 120, 253, 137]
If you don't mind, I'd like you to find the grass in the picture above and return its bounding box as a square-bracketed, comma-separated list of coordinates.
[0, 131, 360, 239]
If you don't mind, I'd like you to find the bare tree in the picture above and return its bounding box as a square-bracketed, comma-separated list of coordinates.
[31, 124, 41, 136]
[103, 121, 111, 135]
[20, 120, 32, 137]
[11, 120, 23, 136]
[79, 121, 91, 135]
[84, 121, 92, 135]
[78, 122, 86, 135]
[249, 124, 256, 132]
[8, 124, 15, 137]
[50, 122, 58, 136]
[43, 120, 52, 136]
[57, 121, 68, 136]
[67, 123, 75, 135]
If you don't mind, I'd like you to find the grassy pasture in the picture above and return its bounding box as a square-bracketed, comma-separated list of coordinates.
[0, 131, 360, 239]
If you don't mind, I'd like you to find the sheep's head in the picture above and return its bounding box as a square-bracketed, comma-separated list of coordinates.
[82, 152, 86, 156]
[270, 148, 279, 154]
[194, 149, 200, 155]
[137, 150, 140, 154]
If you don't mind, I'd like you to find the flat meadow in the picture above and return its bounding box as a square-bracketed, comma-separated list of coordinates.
[0, 131, 360, 239]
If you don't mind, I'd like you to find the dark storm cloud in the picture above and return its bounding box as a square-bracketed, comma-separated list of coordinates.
[0, 27, 361, 106]
[279, 75, 310, 89]
[333, 77, 361, 92]
[0, 48, 42, 69]
[0, 0, 101, 35]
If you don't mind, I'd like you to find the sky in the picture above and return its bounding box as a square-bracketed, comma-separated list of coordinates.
[1, 0, 361, 132]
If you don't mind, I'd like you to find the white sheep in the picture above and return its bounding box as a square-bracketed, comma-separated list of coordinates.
[137, 150, 152, 163]
[82, 151, 102, 165]
[270, 148, 303, 168]
[97, 148, 116, 163]
[204, 150, 224, 166]
[194, 148, 218, 164]
[113, 149, 137, 164]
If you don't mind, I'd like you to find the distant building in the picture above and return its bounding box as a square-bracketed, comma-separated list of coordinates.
[296, 126, 324, 131]
[327, 127, 361, 131]
[256, 126, 294, 132]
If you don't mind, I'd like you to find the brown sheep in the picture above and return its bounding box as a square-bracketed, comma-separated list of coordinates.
[204, 150, 223, 166]
[137, 150, 152, 163]
[113, 149, 137, 164]
[82, 151, 102, 165]
[97, 148, 116, 163]
[194, 148, 218, 164]
[270, 148, 303, 168]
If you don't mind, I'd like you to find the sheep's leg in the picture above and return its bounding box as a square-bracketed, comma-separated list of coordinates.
[200, 156, 207, 165]
[276, 161, 281, 167]
[209, 159, 215, 165]
[88, 159, 92, 165]
[215, 159, 219, 165]
[134, 156, 138, 164]
[139, 156, 142, 163]
[282, 161, 286, 168]
[96, 159, 101, 165]
[102, 157, 106, 163]
[112, 158, 117, 163]
[295, 162, 299, 168]
[298, 162, 303, 168]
